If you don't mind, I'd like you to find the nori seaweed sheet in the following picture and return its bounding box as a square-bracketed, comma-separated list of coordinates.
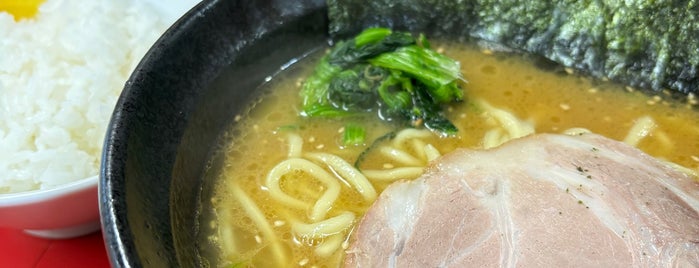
[328, 0, 699, 95]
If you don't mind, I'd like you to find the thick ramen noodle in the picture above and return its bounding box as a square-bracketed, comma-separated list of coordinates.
[197, 42, 699, 267]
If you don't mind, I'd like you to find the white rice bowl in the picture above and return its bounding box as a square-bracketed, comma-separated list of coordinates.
[0, 0, 190, 194]
[0, 0, 199, 237]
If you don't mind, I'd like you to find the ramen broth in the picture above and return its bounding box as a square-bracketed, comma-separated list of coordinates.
[198, 42, 699, 267]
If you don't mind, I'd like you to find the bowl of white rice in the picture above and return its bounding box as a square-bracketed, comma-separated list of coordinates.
[0, 0, 200, 238]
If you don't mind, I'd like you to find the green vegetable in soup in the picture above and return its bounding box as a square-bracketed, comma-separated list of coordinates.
[328, 0, 699, 96]
[342, 123, 367, 146]
[300, 27, 465, 136]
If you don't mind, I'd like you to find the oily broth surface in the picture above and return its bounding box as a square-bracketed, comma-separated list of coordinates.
[443, 44, 699, 165]
[200, 42, 699, 267]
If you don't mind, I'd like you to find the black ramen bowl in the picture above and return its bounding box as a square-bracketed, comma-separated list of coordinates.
[100, 0, 697, 267]
[100, 0, 328, 266]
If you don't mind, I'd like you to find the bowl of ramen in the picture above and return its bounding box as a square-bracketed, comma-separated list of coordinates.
[100, 0, 699, 267]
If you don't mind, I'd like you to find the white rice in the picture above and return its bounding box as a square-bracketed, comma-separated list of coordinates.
[0, 0, 192, 193]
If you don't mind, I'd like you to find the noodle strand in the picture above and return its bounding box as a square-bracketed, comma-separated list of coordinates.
[304, 152, 377, 202]
[314, 233, 346, 257]
[423, 144, 441, 162]
[379, 146, 425, 166]
[362, 167, 425, 181]
[393, 128, 433, 146]
[477, 99, 534, 148]
[265, 158, 341, 221]
[229, 181, 288, 265]
[286, 133, 304, 158]
[291, 211, 355, 239]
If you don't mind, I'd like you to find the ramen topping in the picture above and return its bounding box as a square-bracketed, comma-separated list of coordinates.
[345, 133, 699, 267]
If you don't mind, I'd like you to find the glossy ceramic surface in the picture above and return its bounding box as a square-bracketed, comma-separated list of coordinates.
[0, 176, 99, 239]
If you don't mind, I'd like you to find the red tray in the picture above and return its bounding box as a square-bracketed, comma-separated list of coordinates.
[0, 227, 109, 268]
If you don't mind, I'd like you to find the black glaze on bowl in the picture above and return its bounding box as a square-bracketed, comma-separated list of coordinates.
[99, 0, 327, 267]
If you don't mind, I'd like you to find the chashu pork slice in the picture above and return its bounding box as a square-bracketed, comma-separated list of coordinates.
[345, 133, 699, 267]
